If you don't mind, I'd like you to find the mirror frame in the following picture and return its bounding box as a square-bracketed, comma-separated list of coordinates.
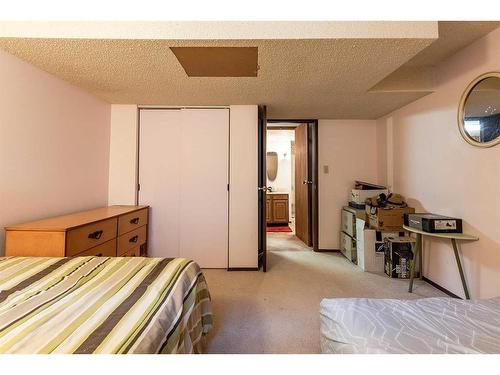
[458, 71, 500, 148]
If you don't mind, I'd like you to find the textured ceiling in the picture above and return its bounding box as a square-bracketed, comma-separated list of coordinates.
[0, 21, 498, 119]
[371, 21, 500, 93]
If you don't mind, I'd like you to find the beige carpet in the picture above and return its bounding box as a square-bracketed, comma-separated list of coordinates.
[203, 233, 446, 354]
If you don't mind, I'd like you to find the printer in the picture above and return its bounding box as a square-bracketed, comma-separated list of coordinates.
[404, 213, 463, 234]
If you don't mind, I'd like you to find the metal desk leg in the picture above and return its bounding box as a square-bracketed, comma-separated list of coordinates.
[416, 233, 423, 279]
[408, 234, 421, 293]
[451, 238, 470, 299]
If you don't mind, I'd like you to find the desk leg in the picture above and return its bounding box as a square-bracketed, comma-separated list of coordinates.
[416, 233, 423, 279]
[451, 239, 470, 300]
[408, 234, 421, 293]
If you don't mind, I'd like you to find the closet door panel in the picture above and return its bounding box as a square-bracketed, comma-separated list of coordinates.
[179, 109, 229, 268]
[139, 109, 182, 258]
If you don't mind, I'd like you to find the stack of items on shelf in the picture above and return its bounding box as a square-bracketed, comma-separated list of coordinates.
[364, 190, 417, 278]
[340, 181, 419, 278]
[340, 181, 387, 263]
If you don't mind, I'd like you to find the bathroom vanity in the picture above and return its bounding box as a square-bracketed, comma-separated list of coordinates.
[266, 192, 290, 225]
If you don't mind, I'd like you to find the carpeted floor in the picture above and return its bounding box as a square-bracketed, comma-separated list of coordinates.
[203, 232, 447, 354]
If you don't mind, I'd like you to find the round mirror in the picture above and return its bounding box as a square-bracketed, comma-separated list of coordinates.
[458, 72, 500, 147]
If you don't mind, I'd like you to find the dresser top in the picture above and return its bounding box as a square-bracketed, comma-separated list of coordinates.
[5, 205, 148, 232]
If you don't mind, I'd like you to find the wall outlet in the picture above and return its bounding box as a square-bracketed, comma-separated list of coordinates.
[323, 165, 329, 174]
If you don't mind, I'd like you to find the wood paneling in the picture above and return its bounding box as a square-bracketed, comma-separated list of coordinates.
[295, 123, 310, 245]
[170, 47, 258, 77]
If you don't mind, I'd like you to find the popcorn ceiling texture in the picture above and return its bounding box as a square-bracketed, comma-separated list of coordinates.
[0, 38, 432, 119]
[0, 21, 497, 119]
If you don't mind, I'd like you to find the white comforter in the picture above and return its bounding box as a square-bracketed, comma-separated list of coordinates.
[320, 297, 500, 354]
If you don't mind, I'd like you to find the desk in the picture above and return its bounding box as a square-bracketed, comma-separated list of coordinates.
[403, 225, 479, 299]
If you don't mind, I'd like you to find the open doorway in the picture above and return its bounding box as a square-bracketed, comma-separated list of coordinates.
[258, 114, 319, 271]
[266, 126, 296, 234]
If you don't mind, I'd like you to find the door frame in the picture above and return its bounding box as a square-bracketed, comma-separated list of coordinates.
[264, 119, 319, 252]
[257, 106, 267, 271]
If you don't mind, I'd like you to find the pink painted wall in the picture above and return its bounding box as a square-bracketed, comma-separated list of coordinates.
[0, 49, 111, 255]
[377, 28, 500, 298]
[319, 120, 378, 249]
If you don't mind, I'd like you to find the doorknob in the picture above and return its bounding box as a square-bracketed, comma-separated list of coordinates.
[302, 180, 313, 185]
[258, 186, 272, 192]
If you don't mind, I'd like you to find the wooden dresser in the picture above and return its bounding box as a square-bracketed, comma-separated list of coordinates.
[5, 205, 149, 257]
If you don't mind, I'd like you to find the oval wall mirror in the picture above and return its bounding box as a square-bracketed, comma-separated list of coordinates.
[458, 72, 500, 147]
[266, 152, 278, 181]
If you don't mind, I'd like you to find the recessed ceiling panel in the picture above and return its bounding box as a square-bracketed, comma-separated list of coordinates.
[170, 47, 258, 77]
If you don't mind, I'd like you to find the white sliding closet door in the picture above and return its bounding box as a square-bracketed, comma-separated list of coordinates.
[139, 109, 182, 260]
[139, 108, 229, 268]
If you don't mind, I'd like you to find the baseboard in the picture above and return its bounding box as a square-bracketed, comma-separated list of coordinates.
[227, 267, 259, 271]
[422, 277, 462, 299]
[315, 248, 340, 253]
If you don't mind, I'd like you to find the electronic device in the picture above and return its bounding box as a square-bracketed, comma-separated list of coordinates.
[404, 213, 463, 233]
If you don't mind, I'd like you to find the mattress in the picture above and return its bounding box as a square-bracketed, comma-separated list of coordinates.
[320, 296, 500, 354]
[0, 256, 212, 354]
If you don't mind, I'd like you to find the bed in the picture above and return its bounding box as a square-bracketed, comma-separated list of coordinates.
[0, 256, 212, 354]
[320, 296, 500, 354]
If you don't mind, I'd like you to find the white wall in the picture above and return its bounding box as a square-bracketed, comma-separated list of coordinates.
[376, 28, 500, 299]
[108, 104, 138, 205]
[0, 49, 111, 255]
[318, 120, 378, 250]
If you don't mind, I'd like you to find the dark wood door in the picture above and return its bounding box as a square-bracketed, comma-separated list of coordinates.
[295, 123, 311, 246]
[258, 106, 267, 271]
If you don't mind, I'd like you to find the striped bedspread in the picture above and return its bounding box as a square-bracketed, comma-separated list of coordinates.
[0, 256, 213, 354]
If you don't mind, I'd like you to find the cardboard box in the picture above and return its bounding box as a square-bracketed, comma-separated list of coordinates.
[356, 219, 384, 273]
[356, 219, 403, 273]
[350, 188, 389, 205]
[384, 236, 415, 279]
[366, 205, 415, 231]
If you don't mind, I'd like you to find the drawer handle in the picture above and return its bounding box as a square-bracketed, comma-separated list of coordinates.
[88, 230, 103, 240]
[130, 217, 140, 224]
[129, 235, 139, 243]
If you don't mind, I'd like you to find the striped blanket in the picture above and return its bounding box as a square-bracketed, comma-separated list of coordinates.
[0, 256, 213, 354]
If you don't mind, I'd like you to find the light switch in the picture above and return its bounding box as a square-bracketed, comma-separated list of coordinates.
[323, 165, 329, 174]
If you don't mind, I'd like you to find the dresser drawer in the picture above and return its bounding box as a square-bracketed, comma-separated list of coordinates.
[122, 245, 140, 257]
[118, 208, 148, 235]
[270, 194, 288, 200]
[340, 231, 357, 263]
[66, 218, 118, 256]
[341, 208, 356, 238]
[117, 226, 147, 256]
[72, 239, 116, 257]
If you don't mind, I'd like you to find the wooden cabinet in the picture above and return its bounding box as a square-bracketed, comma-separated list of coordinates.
[266, 193, 289, 225]
[5, 205, 149, 257]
